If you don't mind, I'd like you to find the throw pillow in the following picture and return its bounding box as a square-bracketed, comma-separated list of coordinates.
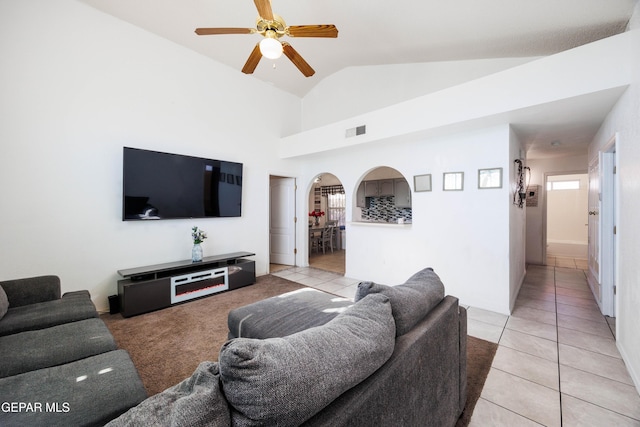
[0, 286, 8, 320]
[106, 361, 230, 427]
[354, 267, 445, 336]
[218, 293, 395, 427]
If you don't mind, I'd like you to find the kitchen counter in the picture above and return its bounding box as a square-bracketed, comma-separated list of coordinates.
[350, 221, 412, 228]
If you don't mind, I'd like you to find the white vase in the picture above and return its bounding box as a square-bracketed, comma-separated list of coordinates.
[192, 243, 203, 262]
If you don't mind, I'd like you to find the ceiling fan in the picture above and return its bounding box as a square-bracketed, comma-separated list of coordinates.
[195, 0, 338, 77]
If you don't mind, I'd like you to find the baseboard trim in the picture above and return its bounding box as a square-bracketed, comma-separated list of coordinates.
[617, 341, 640, 396]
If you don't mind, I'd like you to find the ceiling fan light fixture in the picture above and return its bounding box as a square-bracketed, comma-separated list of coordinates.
[259, 31, 283, 59]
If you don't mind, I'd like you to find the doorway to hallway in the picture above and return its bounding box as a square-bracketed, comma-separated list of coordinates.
[545, 173, 588, 268]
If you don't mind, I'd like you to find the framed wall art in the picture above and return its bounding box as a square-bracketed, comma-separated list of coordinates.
[413, 174, 432, 192]
[443, 172, 464, 191]
[478, 168, 503, 189]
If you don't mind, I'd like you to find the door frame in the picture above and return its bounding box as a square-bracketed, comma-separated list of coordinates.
[543, 170, 587, 264]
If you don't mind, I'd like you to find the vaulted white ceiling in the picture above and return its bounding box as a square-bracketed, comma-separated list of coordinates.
[78, 0, 637, 158]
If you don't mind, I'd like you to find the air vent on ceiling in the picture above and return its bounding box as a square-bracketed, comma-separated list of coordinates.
[345, 125, 366, 138]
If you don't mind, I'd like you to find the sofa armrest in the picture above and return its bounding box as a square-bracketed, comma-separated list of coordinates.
[458, 305, 468, 415]
[303, 296, 465, 427]
[0, 276, 61, 308]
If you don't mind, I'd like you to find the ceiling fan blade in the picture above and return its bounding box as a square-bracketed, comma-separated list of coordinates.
[253, 0, 274, 21]
[287, 25, 338, 38]
[195, 28, 254, 35]
[242, 44, 262, 74]
[282, 43, 315, 77]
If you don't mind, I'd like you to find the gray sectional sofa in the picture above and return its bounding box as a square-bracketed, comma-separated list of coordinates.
[108, 267, 468, 427]
[0, 275, 147, 427]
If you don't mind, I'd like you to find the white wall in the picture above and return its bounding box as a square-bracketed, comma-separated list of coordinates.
[294, 125, 514, 315]
[301, 58, 539, 130]
[0, 0, 301, 311]
[282, 31, 638, 316]
[509, 127, 527, 312]
[588, 17, 640, 392]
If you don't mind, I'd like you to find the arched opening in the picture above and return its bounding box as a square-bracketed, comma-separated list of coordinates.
[354, 167, 412, 224]
[308, 173, 345, 274]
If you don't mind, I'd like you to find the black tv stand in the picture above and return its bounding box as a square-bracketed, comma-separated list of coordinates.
[117, 252, 255, 317]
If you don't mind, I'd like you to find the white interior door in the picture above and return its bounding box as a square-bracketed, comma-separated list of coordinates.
[269, 176, 296, 266]
[587, 158, 601, 304]
[600, 143, 617, 317]
[587, 141, 617, 317]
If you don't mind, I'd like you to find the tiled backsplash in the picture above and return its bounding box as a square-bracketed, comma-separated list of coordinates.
[361, 196, 412, 223]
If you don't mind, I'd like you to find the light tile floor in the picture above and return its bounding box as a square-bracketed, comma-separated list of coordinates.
[546, 256, 589, 270]
[270, 267, 359, 301]
[469, 263, 640, 426]
[271, 253, 640, 426]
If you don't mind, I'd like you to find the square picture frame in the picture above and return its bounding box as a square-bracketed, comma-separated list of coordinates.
[443, 172, 464, 191]
[413, 174, 432, 192]
[478, 168, 503, 189]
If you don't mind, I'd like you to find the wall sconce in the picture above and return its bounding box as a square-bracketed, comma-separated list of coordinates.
[514, 159, 530, 208]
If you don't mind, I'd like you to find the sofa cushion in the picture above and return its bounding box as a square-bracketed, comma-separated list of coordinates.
[219, 293, 396, 427]
[354, 267, 445, 336]
[227, 287, 354, 339]
[0, 318, 117, 378]
[0, 275, 61, 307]
[0, 286, 8, 320]
[106, 361, 230, 427]
[0, 350, 147, 426]
[0, 291, 97, 337]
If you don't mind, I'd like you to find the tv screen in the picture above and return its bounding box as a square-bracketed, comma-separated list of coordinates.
[122, 147, 242, 220]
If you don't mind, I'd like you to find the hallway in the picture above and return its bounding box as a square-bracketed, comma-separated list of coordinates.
[468, 264, 640, 426]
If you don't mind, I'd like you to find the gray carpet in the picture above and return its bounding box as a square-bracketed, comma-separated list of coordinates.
[102, 274, 305, 395]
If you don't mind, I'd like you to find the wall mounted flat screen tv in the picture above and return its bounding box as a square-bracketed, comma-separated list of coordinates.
[123, 147, 243, 220]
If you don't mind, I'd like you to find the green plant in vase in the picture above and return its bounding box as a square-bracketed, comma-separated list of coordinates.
[191, 226, 207, 262]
